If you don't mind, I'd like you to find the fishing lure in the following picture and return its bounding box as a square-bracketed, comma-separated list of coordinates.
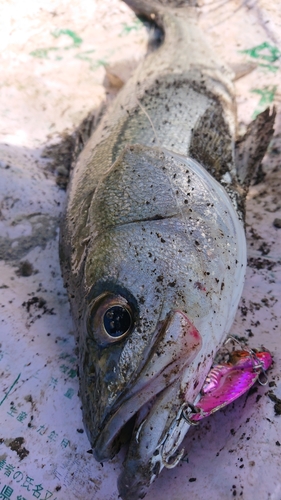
[151, 338, 272, 472]
[186, 341, 272, 423]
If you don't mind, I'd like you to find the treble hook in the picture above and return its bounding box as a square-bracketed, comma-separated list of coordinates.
[181, 402, 202, 426]
[159, 443, 185, 469]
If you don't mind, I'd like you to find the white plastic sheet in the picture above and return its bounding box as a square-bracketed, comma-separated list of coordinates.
[0, 1, 280, 499]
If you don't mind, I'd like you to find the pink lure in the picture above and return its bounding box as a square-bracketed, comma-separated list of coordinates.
[190, 349, 272, 422]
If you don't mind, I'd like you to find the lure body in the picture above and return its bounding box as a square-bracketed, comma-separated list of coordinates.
[190, 348, 273, 422]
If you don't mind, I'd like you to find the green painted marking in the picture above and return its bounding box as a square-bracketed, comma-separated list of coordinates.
[61, 438, 70, 448]
[64, 388, 75, 399]
[251, 86, 277, 105]
[241, 42, 281, 63]
[30, 29, 83, 60]
[251, 85, 277, 118]
[119, 19, 142, 36]
[30, 47, 58, 59]
[51, 28, 83, 47]
[0, 373, 21, 406]
[258, 63, 279, 73]
[90, 58, 108, 71]
[75, 49, 96, 62]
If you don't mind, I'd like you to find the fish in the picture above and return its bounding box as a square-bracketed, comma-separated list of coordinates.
[59, 1, 275, 499]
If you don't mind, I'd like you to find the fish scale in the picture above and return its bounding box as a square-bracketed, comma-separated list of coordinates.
[111, 77, 211, 156]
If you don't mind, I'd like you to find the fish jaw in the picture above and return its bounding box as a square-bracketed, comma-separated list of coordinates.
[117, 382, 188, 500]
[91, 310, 202, 462]
[116, 345, 207, 500]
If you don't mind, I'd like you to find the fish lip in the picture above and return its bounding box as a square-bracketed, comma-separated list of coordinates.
[92, 310, 202, 461]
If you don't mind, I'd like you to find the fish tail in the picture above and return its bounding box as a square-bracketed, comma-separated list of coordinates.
[122, 0, 229, 76]
[123, 0, 234, 125]
[123, 0, 197, 17]
[122, 0, 198, 30]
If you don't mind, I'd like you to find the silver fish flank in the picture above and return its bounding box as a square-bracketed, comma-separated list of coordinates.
[60, 1, 275, 498]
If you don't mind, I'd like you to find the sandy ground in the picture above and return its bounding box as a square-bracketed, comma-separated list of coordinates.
[0, 1, 280, 499]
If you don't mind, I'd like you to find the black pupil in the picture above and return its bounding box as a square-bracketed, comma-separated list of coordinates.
[103, 306, 131, 338]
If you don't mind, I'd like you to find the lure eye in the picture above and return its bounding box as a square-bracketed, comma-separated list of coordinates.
[87, 293, 134, 345]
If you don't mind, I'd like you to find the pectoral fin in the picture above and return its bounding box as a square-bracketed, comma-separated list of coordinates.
[188, 103, 234, 183]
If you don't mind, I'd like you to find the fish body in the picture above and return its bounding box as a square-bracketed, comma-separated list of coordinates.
[60, 1, 275, 498]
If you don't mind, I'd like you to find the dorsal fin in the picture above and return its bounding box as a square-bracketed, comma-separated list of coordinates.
[189, 105, 276, 191]
[235, 107, 276, 187]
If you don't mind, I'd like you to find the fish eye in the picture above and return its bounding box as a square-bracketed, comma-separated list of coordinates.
[87, 293, 134, 345]
[103, 305, 132, 338]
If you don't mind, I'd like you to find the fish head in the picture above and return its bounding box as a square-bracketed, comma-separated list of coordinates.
[75, 145, 246, 497]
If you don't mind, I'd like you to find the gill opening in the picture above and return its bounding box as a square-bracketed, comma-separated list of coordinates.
[136, 94, 203, 260]
[135, 92, 183, 218]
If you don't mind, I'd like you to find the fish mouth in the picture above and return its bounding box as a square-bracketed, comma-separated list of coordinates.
[92, 311, 202, 497]
[117, 381, 192, 500]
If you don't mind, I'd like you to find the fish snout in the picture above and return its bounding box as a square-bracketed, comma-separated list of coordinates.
[115, 311, 203, 498]
[91, 310, 202, 465]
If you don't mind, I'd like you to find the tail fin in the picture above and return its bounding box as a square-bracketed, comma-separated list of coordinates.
[123, 0, 197, 16]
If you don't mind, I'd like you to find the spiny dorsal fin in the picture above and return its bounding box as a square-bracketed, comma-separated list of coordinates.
[188, 104, 234, 184]
[235, 107, 276, 187]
